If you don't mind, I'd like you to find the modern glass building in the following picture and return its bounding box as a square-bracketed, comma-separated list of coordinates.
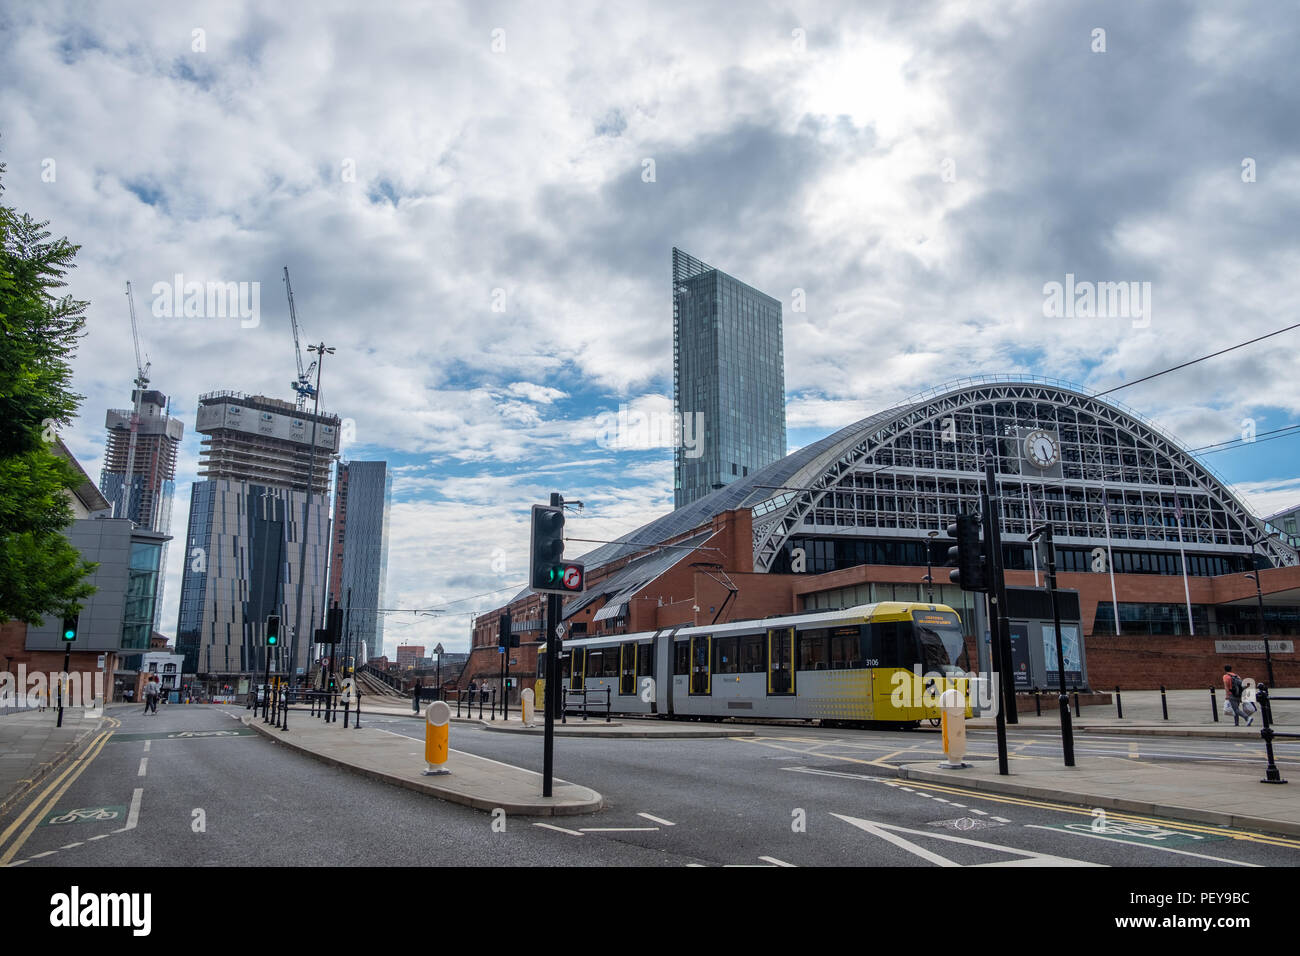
[672, 248, 786, 508]
[328, 460, 392, 662]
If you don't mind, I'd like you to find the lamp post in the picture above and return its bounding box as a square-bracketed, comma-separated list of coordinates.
[434, 643, 444, 701]
[1029, 521, 1075, 767]
[925, 529, 939, 603]
[289, 342, 335, 686]
[1244, 570, 1276, 688]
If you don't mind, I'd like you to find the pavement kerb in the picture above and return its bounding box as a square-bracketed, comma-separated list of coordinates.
[894, 763, 1300, 838]
[967, 720, 1270, 740]
[241, 714, 603, 817]
[0, 713, 108, 823]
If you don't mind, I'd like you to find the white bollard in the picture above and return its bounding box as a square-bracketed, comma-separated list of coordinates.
[521, 688, 535, 727]
[939, 687, 970, 769]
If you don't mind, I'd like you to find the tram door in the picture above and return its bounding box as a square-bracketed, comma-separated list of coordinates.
[767, 627, 795, 695]
[690, 635, 711, 695]
[569, 648, 586, 691]
[619, 643, 637, 695]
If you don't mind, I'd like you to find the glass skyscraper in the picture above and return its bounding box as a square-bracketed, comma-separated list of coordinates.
[672, 247, 786, 508]
[328, 460, 392, 662]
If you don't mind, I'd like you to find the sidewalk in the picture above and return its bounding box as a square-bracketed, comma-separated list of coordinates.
[898, 751, 1300, 837]
[0, 707, 106, 820]
[243, 713, 603, 816]
[312, 700, 752, 738]
[970, 687, 1300, 738]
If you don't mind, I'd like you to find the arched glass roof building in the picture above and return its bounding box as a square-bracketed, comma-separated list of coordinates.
[579, 376, 1297, 577]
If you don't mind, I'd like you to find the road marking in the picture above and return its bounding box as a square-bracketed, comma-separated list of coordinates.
[532, 822, 584, 836]
[0, 730, 113, 866]
[1129, 742, 1140, 760]
[758, 855, 796, 867]
[949, 803, 967, 808]
[968, 808, 987, 815]
[992, 816, 1011, 823]
[60, 842, 83, 850]
[638, 812, 676, 826]
[1023, 825, 1259, 866]
[121, 788, 143, 832]
[143, 740, 151, 753]
[88, 834, 111, 841]
[28, 851, 56, 860]
[137, 757, 148, 777]
[832, 814, 1102, 867]
[578, 827, 659, 833]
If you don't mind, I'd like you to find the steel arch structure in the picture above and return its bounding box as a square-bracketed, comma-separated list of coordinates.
[751, 378, 1297, 573]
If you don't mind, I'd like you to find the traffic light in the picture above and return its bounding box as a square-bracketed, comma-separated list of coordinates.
[530, 504, 565, 590]
[266, 614, 280, 646]
[946, 514, 988, 592]
[498, 611, 519, 649]
[326, 606, 343, 643]
[61, 615, 79, 642]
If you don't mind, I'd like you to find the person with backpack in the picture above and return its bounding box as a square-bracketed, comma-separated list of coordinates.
[1222, 665, 1253, 726]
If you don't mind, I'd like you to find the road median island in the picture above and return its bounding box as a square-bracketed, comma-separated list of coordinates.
[242, 714, 602, 816]
[896, 752, 1300, 838]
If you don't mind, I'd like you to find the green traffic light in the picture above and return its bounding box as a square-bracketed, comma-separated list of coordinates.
[63, 629, 75, 640]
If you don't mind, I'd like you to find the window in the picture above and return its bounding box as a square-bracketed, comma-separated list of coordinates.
[829, 627, 861, 668]
[637, 643, 653, 676]
[740, 634, 765, 673]
[798, 629, 828, 670]
[715, 635, 739, 674]
[674, 642, 689, 675]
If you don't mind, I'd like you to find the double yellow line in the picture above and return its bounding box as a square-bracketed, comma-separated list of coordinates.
[0, 718, 117, 866]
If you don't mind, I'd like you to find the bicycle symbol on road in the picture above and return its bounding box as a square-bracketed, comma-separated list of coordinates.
[49, 807, 120, 825]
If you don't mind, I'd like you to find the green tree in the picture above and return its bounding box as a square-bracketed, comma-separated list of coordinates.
[0, 162, 97, 624]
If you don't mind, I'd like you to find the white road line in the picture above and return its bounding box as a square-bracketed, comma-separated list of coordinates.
[1022, 825, 1261, 866]
[123, 788, 143, 831]
[969, 809, 988, 815]
[60, 842, 83, 850]
[29, 851, 56, 859]
[832, 814, 1103, 867]
[532, 822, 584, 837]
[88, 834, 111, 841]
[992, 816, 1011, 823]
[949, 804, 967, 808]
[638, 812, 676, 826]
[758, 856, 796, 867]
[143, 740, 151, 752]
[932, 797, 949, 803]
[579, 827, 659, 833]
[137, 757, 148, 777]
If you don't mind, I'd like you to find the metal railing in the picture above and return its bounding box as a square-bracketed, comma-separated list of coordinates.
[1257, 686, 1296, 784]
[560, 686, 612, 723]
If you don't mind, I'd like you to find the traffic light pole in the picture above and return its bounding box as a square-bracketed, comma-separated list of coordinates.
[542, 492, 563, 798]
[57, 642, 71, 728]
[983, 452, 1018, 726]
[980, 461, 1010, 776]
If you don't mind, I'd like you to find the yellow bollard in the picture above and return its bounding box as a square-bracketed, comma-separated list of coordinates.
[521, 688, 535, 727]
[423, 700, 451, 776]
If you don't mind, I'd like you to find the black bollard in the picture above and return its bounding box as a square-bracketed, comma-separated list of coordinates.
[1115, 686, 1123, 719]
[606, 687, 612, 723]
[491, 687, 496, 721]
[354, 687, 361, 730]
[343, 696, 350, 728]
[456, 692, 462, 718]
[1258, 686, 1287, 784]
[280, 690, 288, 731]
[1211, 686, 1220, 723]
[1073, 689, 1081, 718]
[1034, 687, 1041, 717]
[478, 691, 484, 720]
[1160, 685, 1168, 721]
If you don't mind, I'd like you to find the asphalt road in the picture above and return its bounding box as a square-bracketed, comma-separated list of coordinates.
[5, 704, 1298, 868]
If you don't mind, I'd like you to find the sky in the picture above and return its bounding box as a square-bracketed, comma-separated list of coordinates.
[3, 0, 1299, 659]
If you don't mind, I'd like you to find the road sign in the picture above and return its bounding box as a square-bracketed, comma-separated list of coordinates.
[96, 654, 106, 670]
[555, 623, 567, 639]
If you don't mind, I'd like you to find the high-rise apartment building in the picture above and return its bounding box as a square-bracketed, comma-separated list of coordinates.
[176, 391, 340, 680]
[328, 460, 391, 661]
[672, 247, 786, 508]
[101, 389, 184, 628]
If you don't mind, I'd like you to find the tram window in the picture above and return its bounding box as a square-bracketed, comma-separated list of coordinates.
[560, 654, 571, 680]
[637, 643, 653, 676]
[798, 629, 829, 670]
[741, 634, 765, 673]
[674, 642, 689, 675]
[715, 636, 739, 674]
[875, 621, 905, 668]
[830, 631, 859, 669]
[586, 650, 604, 678]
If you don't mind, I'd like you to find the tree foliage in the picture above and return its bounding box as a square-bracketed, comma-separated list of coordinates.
[0, 162, 97, 624]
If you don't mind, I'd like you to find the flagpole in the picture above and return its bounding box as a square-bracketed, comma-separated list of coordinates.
[1175, 499, 1195, 635]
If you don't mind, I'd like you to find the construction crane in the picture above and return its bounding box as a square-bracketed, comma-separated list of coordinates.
[283, 266, 318, 410]
[118, 281, 151, 521]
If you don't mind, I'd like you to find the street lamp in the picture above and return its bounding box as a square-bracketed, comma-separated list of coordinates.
[434, 643, 444, 701]
[1028, 521, 1075, 767]
[925, 530, 939, 603]
[1243, 570, 1276, 688]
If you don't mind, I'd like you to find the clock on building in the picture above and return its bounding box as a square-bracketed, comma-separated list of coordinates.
[1023, 429, 1061, 469]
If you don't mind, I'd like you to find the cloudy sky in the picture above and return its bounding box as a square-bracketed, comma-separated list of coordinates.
[3, 0, 1299, 657]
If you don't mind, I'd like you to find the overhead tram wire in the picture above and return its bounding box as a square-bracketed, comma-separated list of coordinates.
[1096, 319, 1300, 396]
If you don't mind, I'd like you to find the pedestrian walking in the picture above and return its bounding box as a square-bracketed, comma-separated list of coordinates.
[143, 676, 160, 715]
[1221, 665, 1254, 726]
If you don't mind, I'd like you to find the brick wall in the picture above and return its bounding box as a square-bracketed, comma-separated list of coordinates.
[1083, 634, 1299, 690]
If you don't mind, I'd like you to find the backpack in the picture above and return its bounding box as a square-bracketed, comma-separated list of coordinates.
[1230, 674, 1243, 697]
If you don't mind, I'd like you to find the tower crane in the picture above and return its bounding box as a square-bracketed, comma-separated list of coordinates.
[283, 266, 318, 410]
[118, 281, 151, 521]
